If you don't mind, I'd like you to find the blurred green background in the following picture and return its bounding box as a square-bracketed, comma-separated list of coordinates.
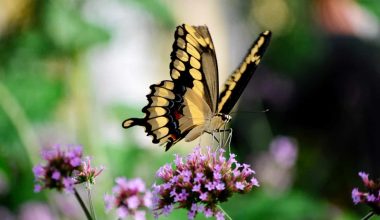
[1, 0, 380, 219]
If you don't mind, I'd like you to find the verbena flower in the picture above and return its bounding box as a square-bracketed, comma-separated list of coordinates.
[352, 171, 380, 214]
[269, 136, 298, 168]
[75, 157, 104, 186]
[152, 146, 259, 220]
[33, 145, 102, 193]
[104, 177, 152, 220]
[255, 136, 298, 193]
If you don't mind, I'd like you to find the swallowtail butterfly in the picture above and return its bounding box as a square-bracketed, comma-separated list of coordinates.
[123, 24, 271, 151]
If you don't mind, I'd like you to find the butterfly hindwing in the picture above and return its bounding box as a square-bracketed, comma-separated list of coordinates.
[218, 31, 272, 114]
[122, 80, 185, 148]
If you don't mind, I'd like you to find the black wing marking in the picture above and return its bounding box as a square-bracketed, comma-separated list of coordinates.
[218, 31, 271, 114]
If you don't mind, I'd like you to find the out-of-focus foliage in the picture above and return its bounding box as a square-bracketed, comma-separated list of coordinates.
[250, 0, 325, 78]
[358, 0, 380, 18]
[225, 191, 356, 220]
[44, 0, 110, 53]
[0, 0, 109, 218]
[123, 0, 176, 29]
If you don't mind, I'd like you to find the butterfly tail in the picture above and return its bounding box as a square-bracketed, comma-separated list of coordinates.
[123, 118, 179, 148]
[122, 118, 145, 128]
[164, 138, 181, 151]
[165, 142, 174, 152]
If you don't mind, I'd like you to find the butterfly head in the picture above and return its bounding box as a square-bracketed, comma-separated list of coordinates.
[217, 113, 232, 123]
[208, 113, 231, 130]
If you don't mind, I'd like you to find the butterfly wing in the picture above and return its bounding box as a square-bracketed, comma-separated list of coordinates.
[123, 24, 220, 150]
[218, 31, 272, 114]
[122, 80, 185, 148]
[170, 24, 219, 112]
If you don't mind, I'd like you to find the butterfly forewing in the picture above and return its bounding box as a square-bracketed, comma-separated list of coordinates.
[218, 31, 272, 114]
[170, 24, 219, 113]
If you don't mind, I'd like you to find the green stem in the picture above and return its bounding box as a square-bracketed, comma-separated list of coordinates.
[0, 80, 40, 165]
[217, 204, 232, 220]
[361, 211, 375, 220]
[87, 186, 97, 220]
[74, 187, 93, 220]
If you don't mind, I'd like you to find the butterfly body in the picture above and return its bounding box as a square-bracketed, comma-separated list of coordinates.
[178, 87, 230, 142]
[123, 24, 271, 151]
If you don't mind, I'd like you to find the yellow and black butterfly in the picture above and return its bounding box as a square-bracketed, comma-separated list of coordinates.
[123, 24, 271, 151]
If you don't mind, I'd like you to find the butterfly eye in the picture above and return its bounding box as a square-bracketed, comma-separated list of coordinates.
[217, 113, 231, 122]
[224, 114, 232, 123]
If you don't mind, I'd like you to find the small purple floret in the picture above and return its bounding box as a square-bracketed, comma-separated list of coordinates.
[33, 165, 44, 177]
[235, 182, 244, 190]
[352, 172, 380, 213]
[51, 171, 61, 180]
[127, 196, 140, 209]
[215, 211, 225, 220]
[352, 188, 361, 204]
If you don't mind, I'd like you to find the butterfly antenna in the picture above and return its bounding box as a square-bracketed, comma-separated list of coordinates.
[229, 108, 270, 116]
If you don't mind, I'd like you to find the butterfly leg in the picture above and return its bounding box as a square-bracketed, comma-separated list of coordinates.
[217, 130, 223, 150]
[215, 128, 233, 151]
[226, 128, 233, 153]
[198, 131, 205, 147]
[221, 122, 228, 148]
[205, 131, 221, 148]
[212, 131, 215, 147]
[212, 131, 220, 147]
[219, 126, 224, 149]
[217, 123, 226, 149]
[214, 129, 226, 150]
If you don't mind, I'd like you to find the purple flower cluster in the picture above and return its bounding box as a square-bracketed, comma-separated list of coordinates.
[352, 172, 380, 214]
[152, 146, 259, 220]
[33, 145, 102, 193]
[269, 136, 298, 168]
[104, 177, 152, 220]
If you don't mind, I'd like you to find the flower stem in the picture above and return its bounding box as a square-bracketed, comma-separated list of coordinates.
[74, 187, 93, 220]
[361, 211, 375, 220]
[0, 80, 40, 165]
[87, 186, 97, 220]
[217, 204, 233, 220]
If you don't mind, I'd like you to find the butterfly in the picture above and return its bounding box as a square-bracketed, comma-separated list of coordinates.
[123, 24, 271, 151]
